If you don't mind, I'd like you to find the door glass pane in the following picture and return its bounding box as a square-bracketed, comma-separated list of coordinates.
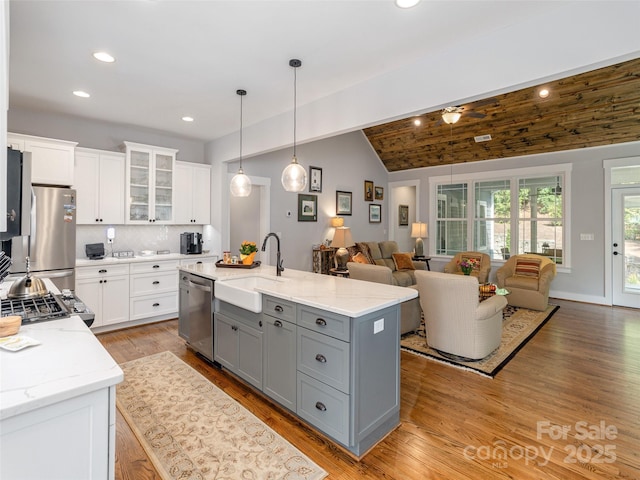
[623, 195, 640, 292]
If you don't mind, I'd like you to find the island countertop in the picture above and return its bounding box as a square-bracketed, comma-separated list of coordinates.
[179, 263, 418, 317]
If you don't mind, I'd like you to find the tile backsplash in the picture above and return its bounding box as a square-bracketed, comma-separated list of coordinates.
[76, 225, 213, 259]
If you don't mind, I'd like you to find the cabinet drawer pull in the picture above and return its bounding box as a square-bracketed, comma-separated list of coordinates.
[153, 265, 160, 269]
[274, 320, 282, 328]
[99, 269, 107, 273]
[315, 318, 327, 327]
[315, 402, 327, 412]
[152, 302, 160, 307]
[153, 281, 160, 285]
[315, 354, 327, 363]
[274, 305, 283, 313]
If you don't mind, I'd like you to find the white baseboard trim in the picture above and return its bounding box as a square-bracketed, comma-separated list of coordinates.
[549, 290, 610, 306]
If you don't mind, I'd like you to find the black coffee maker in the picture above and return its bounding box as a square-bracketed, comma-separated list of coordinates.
[180, 232, 203, 254]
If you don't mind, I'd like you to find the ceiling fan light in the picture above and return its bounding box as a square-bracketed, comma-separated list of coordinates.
[442, 111, 461, 124]
[281, 156, 307, 192]
[230, 167, 252, 197]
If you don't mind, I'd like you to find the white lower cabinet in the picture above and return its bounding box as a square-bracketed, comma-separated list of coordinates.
[75, 264, 130, 328]
[0, 386, 115, 480]
[129, 259, 179, 321]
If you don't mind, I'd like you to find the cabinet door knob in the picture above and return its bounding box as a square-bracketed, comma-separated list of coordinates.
[153, 281, 160, 285]
[274, 305, 283, 313]
[315, 318, 327, 327]
[315, 354, 327, 363]
[315, 402, 327, 412]
[274, 320, 282, 328]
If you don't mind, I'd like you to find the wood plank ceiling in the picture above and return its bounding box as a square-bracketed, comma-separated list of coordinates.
[363, 57, 640, 172]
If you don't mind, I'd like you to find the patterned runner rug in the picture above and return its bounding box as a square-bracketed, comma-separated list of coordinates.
[117, 351, 327, 480]
[401, 304, 559, 378]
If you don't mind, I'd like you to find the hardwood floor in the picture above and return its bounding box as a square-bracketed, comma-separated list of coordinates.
[98, 299, 640, 479]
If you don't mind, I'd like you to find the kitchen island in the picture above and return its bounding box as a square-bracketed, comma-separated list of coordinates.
[178, 262, 417, 458]
[0, 281, 123, 479]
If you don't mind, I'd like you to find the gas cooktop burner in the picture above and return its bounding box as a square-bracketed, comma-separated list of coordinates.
[0, 292, 94, 327]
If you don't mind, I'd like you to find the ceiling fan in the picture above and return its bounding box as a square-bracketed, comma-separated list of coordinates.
[436, 97, 498, 126]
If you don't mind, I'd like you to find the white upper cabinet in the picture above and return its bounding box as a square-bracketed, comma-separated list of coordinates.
[8, 133, 77, 186]
[174, 161, 211, 225]
[74, 147, 125, 224]
[122, 141, 177, 224]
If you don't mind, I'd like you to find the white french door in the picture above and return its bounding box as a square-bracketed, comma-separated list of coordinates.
[611, 187, 640, 308]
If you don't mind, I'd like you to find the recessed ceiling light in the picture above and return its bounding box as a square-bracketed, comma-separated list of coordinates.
[395, 0, 421, 8]
[73, 90, 90, 98]
[538, 88, 550, 98]
[413, 118, 422, 126]
[182, 116, 194, 122]
[93, 51, 115, 63]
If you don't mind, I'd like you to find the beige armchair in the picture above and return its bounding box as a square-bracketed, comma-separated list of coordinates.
[496, 254, 556, 311]
[444, 252, 492, 284]
[415, 270, 507, 360]
[347, 262, 422, 335]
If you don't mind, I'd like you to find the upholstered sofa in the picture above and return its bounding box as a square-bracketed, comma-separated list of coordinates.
[348, 241, 427, 287]
[347, 261, 422, 335]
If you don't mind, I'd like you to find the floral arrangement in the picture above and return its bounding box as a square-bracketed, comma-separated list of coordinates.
[239, 241, 258, 255]
[458, 257, 480, 274]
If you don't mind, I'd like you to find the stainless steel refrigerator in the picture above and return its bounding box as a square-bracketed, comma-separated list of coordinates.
[3, 185, 77, 291]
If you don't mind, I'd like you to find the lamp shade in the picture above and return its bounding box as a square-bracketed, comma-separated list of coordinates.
[331, 217, 344, 227]
[331, 227, 354, 248]
[281, 156, 307, 192]
[411, 222, 428, 238]
[230, 167, 251, 197]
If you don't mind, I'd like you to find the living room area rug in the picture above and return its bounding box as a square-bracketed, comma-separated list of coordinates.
[401, 304, 559, 378]
[117, 351, 327, 480]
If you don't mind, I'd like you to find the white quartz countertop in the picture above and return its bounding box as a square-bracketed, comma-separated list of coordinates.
[0, 279, 123, 421]
[0, 316, 123, 420]
[76, 252, 216, 267]
[179, 263, 418, 317]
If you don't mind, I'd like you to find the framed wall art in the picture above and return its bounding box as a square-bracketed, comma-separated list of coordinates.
[336, 190, 352, 215]
[369, 204, 381, 223]
[375, 186, 384, 200]
[364, 180, 374, 201]
[298, 194, 318, 222]
[399, 204, 409, 226]
[309, 166, 322, 193]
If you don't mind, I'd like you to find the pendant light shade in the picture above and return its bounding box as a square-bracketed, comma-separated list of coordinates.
[281, 59, 307, 192]
[230, 89, 252, 197]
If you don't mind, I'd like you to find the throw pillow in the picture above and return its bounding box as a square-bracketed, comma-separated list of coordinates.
[352, 252, 371, 264]
[392, 252, 415, 271]
[356, 242, 376, 264]
[515, 258, 541, 278]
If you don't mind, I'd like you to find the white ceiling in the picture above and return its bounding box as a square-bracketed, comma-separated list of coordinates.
[8, 0, 558, 142]
[8, 0, 640, 158]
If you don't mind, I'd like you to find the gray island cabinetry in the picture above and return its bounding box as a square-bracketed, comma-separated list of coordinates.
[177, 264, 414, 459]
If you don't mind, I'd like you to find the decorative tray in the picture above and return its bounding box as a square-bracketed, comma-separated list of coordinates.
[215, 260, 261, 269]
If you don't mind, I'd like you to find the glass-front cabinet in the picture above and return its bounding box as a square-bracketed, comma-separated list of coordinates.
[123, 142, 178, 224]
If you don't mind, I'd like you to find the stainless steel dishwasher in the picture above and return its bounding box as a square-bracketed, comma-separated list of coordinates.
[179, 272, 214, 362]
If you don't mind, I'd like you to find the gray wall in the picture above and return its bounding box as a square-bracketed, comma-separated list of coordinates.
[8, 106, 206, 162]
[227, 131, 389, 272]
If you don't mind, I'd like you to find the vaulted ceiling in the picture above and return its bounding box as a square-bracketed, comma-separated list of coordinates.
[363, 57, 640, 172]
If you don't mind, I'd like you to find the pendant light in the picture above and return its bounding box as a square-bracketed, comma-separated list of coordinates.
[230, 89, 252, 197]
[281, 59, 307, 192]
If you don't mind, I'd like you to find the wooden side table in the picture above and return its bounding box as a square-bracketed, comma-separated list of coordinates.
[329, 268, 349, 278]
[412, 256, 431, 271]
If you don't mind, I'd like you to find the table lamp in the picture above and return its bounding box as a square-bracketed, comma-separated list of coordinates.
[411, 222, 428, 257]
[332, 226, 354, 271]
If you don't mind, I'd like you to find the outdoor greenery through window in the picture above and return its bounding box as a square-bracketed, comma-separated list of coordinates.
[434, 171, 565, 264]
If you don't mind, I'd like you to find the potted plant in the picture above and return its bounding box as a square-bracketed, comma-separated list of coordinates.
[239, 241, 258, 265]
